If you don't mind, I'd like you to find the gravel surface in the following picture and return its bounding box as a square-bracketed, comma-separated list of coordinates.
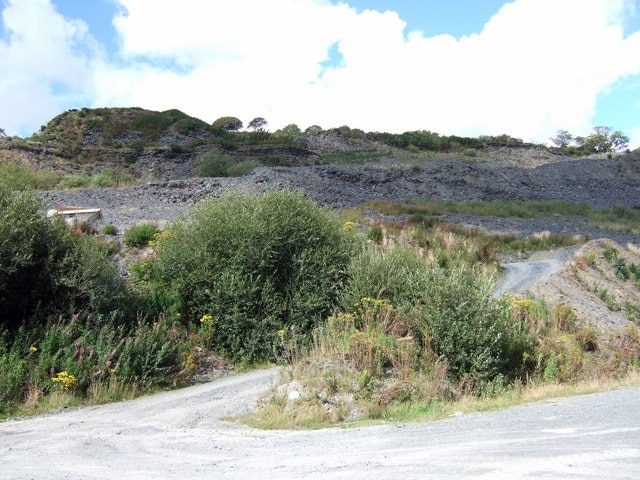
[2, 368, 639, 479]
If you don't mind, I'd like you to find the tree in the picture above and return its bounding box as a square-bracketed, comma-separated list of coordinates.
[247, 117, 268, 132]
[550, 129, 573, 148]
[280, 124, 301, 136]
[304, 125, 323, 135]
[0, 127, 6, 137]
[212, 116, 243, 131]
[577, 126, 629, 153]
[553, 126, 629, 154]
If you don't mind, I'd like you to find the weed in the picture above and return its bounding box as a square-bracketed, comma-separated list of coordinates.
[123, 223, 159, 247]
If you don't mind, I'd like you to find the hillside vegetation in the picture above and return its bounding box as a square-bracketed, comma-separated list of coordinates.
[0, 107, 638, 423]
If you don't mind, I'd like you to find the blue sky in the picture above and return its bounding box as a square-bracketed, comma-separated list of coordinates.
[1, 0, 640, 148]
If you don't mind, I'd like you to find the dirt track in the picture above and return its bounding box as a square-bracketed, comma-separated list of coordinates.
[1, 367, 639, 479]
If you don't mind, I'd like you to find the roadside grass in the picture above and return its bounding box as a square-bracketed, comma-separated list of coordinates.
[239, 233, 640, 431]
[240, 365, 640, 431]
[388, 371, 640, 424]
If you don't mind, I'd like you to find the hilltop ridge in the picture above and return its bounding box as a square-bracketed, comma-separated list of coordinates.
[3, 106, 624, 182]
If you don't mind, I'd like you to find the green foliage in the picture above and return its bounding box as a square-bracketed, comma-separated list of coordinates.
[417, 268, 516, 383]
[212, 116, 243, 131]
[89, 168, 136, 187]
[0, 164, 62, 191]
[102, 224, 118, 235]
[552, 126, 630, 154]
[304, 125, 323, 135]
[57, 173, 92, 189]
[149, 190, 356, 362]
[0, 189, 65, 328]
[174, 117, 210, 135]
[463, 148, 477, 157]
[0, 311, 196, 415]
[196, 153, 259, 177]
[195, 152, 234, 177]
[341, 247, 521, 384]
[56, 169, 136, 189]
[123, 223, 159, 247]
[280, 124, 301, 136]
[0, 187, 132, 331]
[366, 224, 384, 244]
[247, 117, 268, 132]
[126, 140, 145, 152]
[368, 130, 484, 151]
[226, 160, 261, 176]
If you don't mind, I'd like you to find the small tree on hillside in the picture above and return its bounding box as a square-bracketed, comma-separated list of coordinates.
[212, 116, 243, 131]
[0, 127, 6, 137]
[304, 125, 323, 135]
[550, 129, 573, 148]
[247, 117, 268, 132]
[554, 126, 629, 154]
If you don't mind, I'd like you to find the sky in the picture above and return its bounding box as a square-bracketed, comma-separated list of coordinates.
[1, 0, 640, 148]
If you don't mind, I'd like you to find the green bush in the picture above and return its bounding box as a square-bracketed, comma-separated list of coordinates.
[417, 267, 516, 383]
[195, 152, 234, 177]
[149, 190, 356, 362]
[463, 148, 477, 157]
[0, 311, 195, 415]
[58, 173, 92, 189]
[226, 160, 261, 177]
[0, 164, 63, 191]
[367, 225, 384, 244]
[341, 247, 523, 384]
[102, 224, 118, 235]
[89, 168, 136, 187]
[0, 187, 133, 331]
[123, 223, 159, 247]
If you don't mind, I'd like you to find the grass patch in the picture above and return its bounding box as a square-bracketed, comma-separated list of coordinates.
[362, 198, 640, 229]
[319, 149, 382, 165]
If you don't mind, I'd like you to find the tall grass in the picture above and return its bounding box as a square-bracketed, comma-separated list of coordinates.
[0, 312, 200, 418]
[361, 199, 640, 234]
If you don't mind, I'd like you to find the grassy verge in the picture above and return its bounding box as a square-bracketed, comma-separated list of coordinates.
[241, 370, 640, 430]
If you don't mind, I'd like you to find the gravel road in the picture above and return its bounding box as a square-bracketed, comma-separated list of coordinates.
[2, 368, 639, 479]
[492, 245, 581, 297]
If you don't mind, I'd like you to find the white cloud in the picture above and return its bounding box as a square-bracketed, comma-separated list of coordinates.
[1, 0, 639, 148]
[0, 0, 102, 135]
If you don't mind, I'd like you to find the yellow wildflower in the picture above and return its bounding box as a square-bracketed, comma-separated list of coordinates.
[51, 371, 78, 390]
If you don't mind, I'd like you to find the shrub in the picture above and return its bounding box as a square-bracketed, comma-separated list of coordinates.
[0, 187, 133, 331]
[341, 247, 524, 384]
[0, 163, 39, 190]
[123, 223, 159, 247]
[367, 224, 384, 244]
[149, 190, 357, 362]
[463, 148, 477, 157]
[195, 152, 234, 177]
[102, 224, 118, 235]
[89, 168, 136, 187]
[0, 164, 63, 191]
[0, 310, 196, 415]
[58, 173, 92, 189]
[417, 267, 517, 383]
[226, 160, 261, 177]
